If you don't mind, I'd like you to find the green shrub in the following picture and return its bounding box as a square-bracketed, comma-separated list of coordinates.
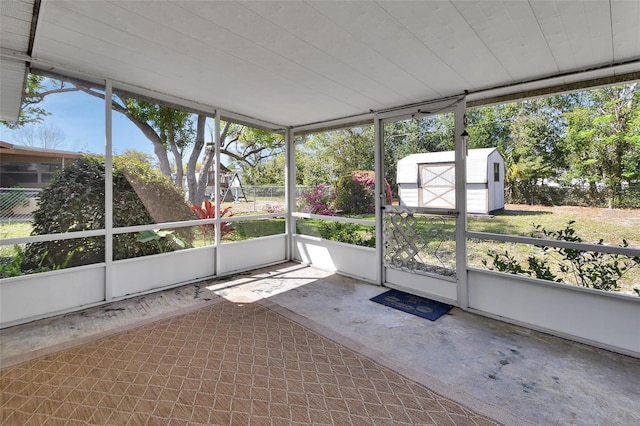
[0, 246, 25, 278]
[332, 171, 394, 215]
[483, 221, 640, 295]
[22, 156, 194, 271]
[333, 171, 375, 215]
[318, 221, 375, 247]
[297, 184, 334, 215]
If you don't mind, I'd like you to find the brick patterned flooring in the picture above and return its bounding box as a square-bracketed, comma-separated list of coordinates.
[1, 300, 500, 425]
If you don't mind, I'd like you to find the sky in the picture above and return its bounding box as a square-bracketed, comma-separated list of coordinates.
[1, 88, 159, 157]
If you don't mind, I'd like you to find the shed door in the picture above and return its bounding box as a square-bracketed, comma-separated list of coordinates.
[418, 163, 455, 209]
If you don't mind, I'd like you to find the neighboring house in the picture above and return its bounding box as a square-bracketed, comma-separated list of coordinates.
[397, 147, 505, 214]
[0, 141, 83, 188]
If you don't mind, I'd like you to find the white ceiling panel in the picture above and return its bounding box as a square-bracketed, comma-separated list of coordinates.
[0, 0, 33, 51]
[1, 0, 639, 127]
[611, 0, 640, 61]
[0, 59, 27, 121]
[0, 0, 33, 121]
[453, 1, 560, 80]
[176, 1, 402, 109]
[376, 1, 513, 91]
[304, 1, 457, 98]
[241, 1, 428, 105]
[531, 1, 613, 70]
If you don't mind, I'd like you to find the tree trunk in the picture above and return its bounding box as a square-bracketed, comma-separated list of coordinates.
[167, 123, 183, 188]
[187, 115, 207, 205]
[127, 115, 171, 176]
[196, 148, 215, 204]
[152, 141, 171, 177]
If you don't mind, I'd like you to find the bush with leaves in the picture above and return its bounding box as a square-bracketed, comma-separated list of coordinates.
[332, 171, 393, 215]
[297, 184, 334, 215]
[22, 156, 194, 272]
[483, 221, 640, 295]
[318, 221, 375, 247]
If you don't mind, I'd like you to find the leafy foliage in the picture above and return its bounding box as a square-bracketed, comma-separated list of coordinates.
[1, 75, 51, 129]
[1, 245, 75, 278]
[562, 84, 640, 207]
[296, 127, 375, 187]
[22, 156, 194, 271]
[190, 200, 234, 244]
[135, 229, 187, 253]
[0, 246, 26, 278]
[318, 222, 375, 248]
[383, 115, 455, 192]
[297, 185, 335, 216]
[483, 221, 640, 295]
[332, 171, 393, 215]
[333, 172, 375, 215]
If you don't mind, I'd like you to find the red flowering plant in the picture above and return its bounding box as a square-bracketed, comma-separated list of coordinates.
[190, 200, 234, 244]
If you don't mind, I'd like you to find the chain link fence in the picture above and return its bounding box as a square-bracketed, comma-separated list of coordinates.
[0, 188, 42, 221]
[2, 186, 317, 220]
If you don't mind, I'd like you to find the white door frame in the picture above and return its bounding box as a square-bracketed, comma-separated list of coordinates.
[375, 96, 467, 307]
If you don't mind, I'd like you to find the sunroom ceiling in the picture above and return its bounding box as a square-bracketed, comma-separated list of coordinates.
[2, 0, 640, 127]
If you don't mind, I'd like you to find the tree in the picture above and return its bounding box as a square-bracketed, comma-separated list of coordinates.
[623, 96, 640, 182]
[333, 171, 393, 215]
[13, 123, 66, 149]
[243, 154, 286, 186]
[508, 103, 567, 204]
[296, 127, 374, 187]
[467, 104, 514, 151]
[563, 83, 640, 207]
[118, 149, 155, 164]
[333, 171, 377, 215]
[224, 125, 285, 187]
[5, 74, 286, 206]
[383, 119, 422, 191]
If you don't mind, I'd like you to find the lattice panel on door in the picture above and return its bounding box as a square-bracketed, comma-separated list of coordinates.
[383, 206, 456, 277]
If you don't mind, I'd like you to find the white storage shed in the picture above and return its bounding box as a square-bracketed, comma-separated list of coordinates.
[397, 148, 505, 214]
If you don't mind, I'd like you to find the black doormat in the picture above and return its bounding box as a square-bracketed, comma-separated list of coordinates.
[370, 289, 453, 321]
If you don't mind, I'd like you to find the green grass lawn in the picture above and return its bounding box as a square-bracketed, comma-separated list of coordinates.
[0, 221, 32, 239]
[0, 222, 31, 259]
[468, 205, 640, 246]
[467, 205, 640, 295]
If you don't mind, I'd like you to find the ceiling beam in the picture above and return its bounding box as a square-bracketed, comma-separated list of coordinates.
[468, 66, 640, 108]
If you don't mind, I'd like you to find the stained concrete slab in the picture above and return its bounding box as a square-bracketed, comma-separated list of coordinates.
[2, 262, 639, 425]
[210, 263, 640, 426]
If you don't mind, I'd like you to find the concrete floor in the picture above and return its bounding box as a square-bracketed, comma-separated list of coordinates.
[2, 262, 639, 425]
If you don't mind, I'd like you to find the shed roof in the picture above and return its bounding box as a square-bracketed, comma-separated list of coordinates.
[2, 1, 639, 128]
[397, 148, 502, 184]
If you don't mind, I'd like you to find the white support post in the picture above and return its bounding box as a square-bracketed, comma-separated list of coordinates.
[374, 116, 384, 286]
[214, 112, 221, 269]
[104, 80, 113, 301]
[285, 128, 296, 260]
[454, 97, 468, 309]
